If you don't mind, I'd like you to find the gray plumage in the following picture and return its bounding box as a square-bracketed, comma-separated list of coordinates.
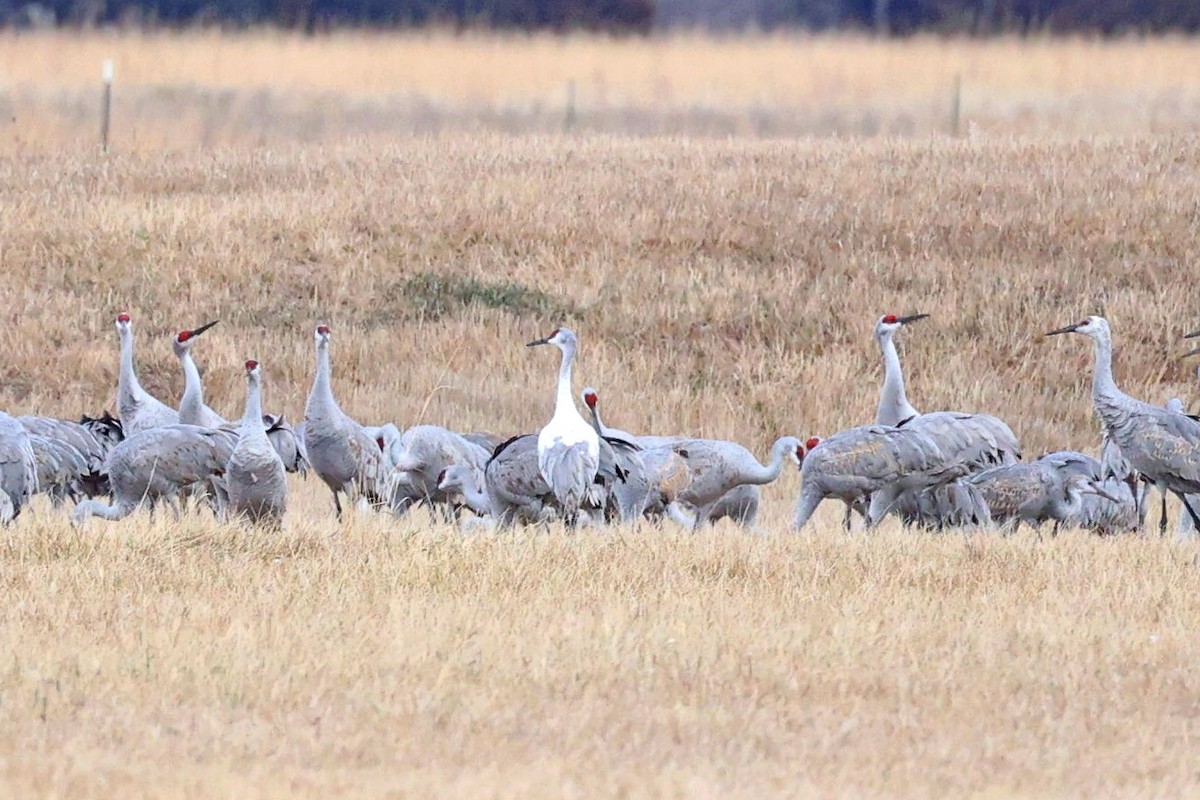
[390, 424, 491, 513]
[1047, 316, 1200, 531]
[302, 325, 386, 518]
[483, 434, 557, 528]
[225, 361, 287, 525]
[791, 425, 966, 530]
[114, 312, 179, 436]
[436, 464, 492, 518]
[1036, 450, 1138, 535]
[19, 416, 112, 502]
[667, 483, 761, 530]
[669, 436, 802, 530]
[895, 479, 993, 530]
[0, 412, 38, 523]
[172, 320, 225, 427]
[966, 460, 1118, 533]
[580, 388, 649, 523]
[72, 424, 234, 524]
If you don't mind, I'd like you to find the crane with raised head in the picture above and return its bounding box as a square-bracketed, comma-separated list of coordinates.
[225, 360, 287, 525]
[1046, 315, 1200, 531]
[115, 312, 179, 436]
[173, 320, 224, 427]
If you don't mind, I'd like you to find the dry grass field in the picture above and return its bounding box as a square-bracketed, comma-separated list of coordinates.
[3, 31, 1200, 799]
[3, 32, 1200, 147]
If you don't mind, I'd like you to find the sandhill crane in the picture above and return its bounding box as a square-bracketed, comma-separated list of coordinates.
[1036, 450, 1138, 535]
[0, 413, 38, 523]
[966, 461, 1119, 534]
[579, 388, 650, 523]
[225, 360, 287, 525]
[72, 424, 234, 524]
[115, 312, 179, 436]
[791, 426, 966, 531]
[80, 411, 124, 450]
[390, 424, 491, 517]
[1047, 316, 1200, 531]
[303, 324, 386, 518]
[668, 436, 802, 530]
[874, 312, 928, 426]
[638, 445, 692, 519]
[898, 480, 993, 530]
[173, 320, 225, 427]
[527, 328, 600, 525]
[436, 465, 492, 518]
[483, 434, 558, 527]
[18, 416, 112, 501]
[581, 387, 638, 442]
[666, 483, 762, 530]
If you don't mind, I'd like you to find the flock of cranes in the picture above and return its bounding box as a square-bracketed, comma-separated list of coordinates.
[0, 311, 1199, 537]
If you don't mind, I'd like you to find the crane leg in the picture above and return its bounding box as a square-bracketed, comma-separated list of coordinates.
[842, 502, 852, 532]
[1160, 492, 1168, 536]
[790, 489, 822, 532]
[1174, 491, 1200, 533]
[332, 490, 343, 520]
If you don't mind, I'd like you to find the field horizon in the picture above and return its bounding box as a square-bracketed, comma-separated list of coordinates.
[3, 40, 1200, 793]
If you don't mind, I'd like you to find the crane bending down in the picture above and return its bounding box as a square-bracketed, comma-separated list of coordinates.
[1046, 316, 1200, 531]
[668, 436, 803, 530]
[527, 328, 600, 525]
[965, 461, 1119, 534]
[173, 320, 225, 427]
[302, 325, 386, 518]
[1036, 450, 1138, 535]
[225, 360, 287, 525]
[72, 424, 234, 524]
[791, 426, 967, 530]
[115, 312, 179, 436]
[389, 424, 492, 517]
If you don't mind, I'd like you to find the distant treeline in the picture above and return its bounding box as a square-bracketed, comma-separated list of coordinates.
[3, 0, 1199, 33]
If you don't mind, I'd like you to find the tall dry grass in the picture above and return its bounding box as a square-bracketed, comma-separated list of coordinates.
[1, 133, 1200, 794]
[3, 32, 1200, 148]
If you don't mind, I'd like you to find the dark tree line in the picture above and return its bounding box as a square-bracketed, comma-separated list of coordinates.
[2, 0, 1198, 32]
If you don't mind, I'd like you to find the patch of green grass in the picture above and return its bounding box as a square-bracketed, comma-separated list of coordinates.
[400, 273, 571, 321]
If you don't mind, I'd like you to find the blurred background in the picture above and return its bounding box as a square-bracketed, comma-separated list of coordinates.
[1, 0, 1199, 152]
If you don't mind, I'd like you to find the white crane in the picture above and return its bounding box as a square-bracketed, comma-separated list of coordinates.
[173, 320, 225, 427]
[0, 412, 38, 523]
[225, 360, 287, 525]
[527, 328, 600, 525]
[1046, 316, 1200, 531]
[72, 424, 234, 524]
[115, 312, 179, 436]
[302, 324, 386, 518]
[791, 426, 967, 530]
[667, 436, 803, 530]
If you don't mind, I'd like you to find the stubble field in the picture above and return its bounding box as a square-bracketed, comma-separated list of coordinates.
[2, 32, 1200, 798]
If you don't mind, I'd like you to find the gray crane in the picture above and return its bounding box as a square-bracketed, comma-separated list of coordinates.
[966, 460, 1120, 534]
[1036, 450, 1138, 535]
[896, 480, 993, 530]
[72, 424, 234, 524]
[579, 388, 650, 523]
[302, 325, 386, 518]
[527, 328, 600, 525]
[115, 312, 179, 436]
[436, 464, 492, 519]
[26, 434, 90, 507]
[873, 312, 928, 426]
[0, 412, 38, 523]
[1047, 316, 1200, 532]
[791, 425, 966, 531]
[225, 360, 287, 525]
[390, 424, 492, 518]
[1175, 334, 1200, 538]
[666, 483, 762, 530]
[581, 387, 638, 442]
[18, 416, 113, 502]
[667, 436, 803, 530]
[173, 320, 225, 427]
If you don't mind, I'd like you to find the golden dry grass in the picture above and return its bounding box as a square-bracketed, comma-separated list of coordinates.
[4, 32, 1200, 148]
[2, 127, 1200, 795]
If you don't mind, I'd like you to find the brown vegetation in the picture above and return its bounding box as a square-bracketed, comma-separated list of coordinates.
[1, 33, 1200, 797]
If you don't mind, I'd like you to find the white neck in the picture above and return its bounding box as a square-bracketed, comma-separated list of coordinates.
[119, 329, 146, 401]
[242, 373, 267, 434]
[743, 438, 789, 485]
[1089, 332, 1120, 402]
[552, 342, 578, 420]
[457, 473, 491, 516]
[308, 343, 339, 416]
[178, 350, 206, 423]
[876, 333, 919, 425]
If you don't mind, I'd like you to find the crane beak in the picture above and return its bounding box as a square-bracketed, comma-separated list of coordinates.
[526, 336, 550, 348]
[189, 319, 220, 338]
[1185, 329, 1200, 340]
[1044, 323, 1080, 337]
[1084, 484, 1120, 504]
[898, 313, 929, 325]
[1183, 346, 1200, 358]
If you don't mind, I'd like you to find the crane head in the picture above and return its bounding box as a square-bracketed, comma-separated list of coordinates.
[876, 313, 928, 338]
[176, 319, 219, 345]
[805, 437, 821, 451]
[582, 387, 599, 409]
[245, 359, 259, 372]
[315, 324, 332, 345]
[526, 327, 576, 349]
[115, 312, 132, 333]
[1044, 316, 1108, 339]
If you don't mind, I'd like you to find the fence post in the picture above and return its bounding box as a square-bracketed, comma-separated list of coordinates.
[950, 73, 962, 137]
[564, 80, 576, 132]
[100, 59, 113, 152]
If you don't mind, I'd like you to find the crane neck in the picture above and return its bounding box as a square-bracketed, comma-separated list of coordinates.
[552, 342, 578, 419]
[242, 373, 267, 434]
[458, 472, 490, 516]
[1088, 331, 1123, 404]
[119, 328, 145, 400]
[744, 438, 789, 485]
[877, 333, 919, 425]
[178, 349, 206, 424]
[310, 343, 338, 414]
